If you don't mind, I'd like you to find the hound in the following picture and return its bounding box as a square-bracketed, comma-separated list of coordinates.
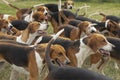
[44, 32, 112, 80]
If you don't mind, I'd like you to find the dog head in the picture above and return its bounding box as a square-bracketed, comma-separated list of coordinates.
[105, 20, 120, 37]
[32, 12, 49, 29]
[64, 0, 74, 9]
[78, 21, 97, 35]
[0, 19, 10, 33]
[36, 43, 70, 65]
[21, 21, 48, 43]
[36, 6, 49, 16]
[83, 33, 114, 55]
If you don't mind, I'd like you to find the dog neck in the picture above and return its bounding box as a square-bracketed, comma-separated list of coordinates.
[76, 36, 94, 67]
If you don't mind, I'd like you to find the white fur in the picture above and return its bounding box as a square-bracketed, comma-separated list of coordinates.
[39, 22, 48, 30]
[8, 23, 13, 29]
[100, 41, 114, 51]
[35, 51, 42, 73]
[34, 36, 43, 45]
[43, 6, 48, 14]
[87, 23, 97, 33]
[53, 29, 64, 40]
[3, 14, 10, 20]
[76, 37, 95, 67]
[26, 32, 38, 44]
[16, 35, 26, 44]
[105, 20, 110, 28]
[24, 11, 34, 22]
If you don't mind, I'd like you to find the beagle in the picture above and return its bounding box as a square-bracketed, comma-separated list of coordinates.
[15, 21, 48, 44]
[34, 0, 74, 13]
[0, 13, 16, 22]
[44, 33, 112, 80]
[34, 35, 80, 67]
[0, 20, 48, 44]
[0, 29, 69, 80]
[76, 16, 120, 38]
[2, 0, 49, 20]
[90, 37, 120, 74]
[76, 33, 114, 67]
[0, 19, 10, 34]
[50, 10, 76, 33]
[57, 21, 97, 40]
[99, 13, 120, 24]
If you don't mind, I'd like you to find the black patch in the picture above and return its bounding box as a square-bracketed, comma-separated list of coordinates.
[107, 37, 120, 60]
[0, 40, 33, 67]
[11, 20, 29, 30]
[94, 22, 106, 31]
[76, 16, 99, 23]
[106, 15, 120, 23]
[68, 19, 82, 27]
[48, 66, 112, 80]
[39, 36, 75, 51]
[51, 10, 76, 24]
[63, 26, 73, 38]
[44, 4, 59, 13]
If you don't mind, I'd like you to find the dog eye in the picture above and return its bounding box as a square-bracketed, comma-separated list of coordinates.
[58, 52, 63, 57]
[68, 3, 70, 5]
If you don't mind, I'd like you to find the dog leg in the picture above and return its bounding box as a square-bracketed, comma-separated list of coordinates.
[97, 56, 110, 75]
[28, 52, 39, 80]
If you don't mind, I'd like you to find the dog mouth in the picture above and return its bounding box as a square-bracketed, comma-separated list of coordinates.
[37, 30, 47, 35]
[99, 49, 110, 56]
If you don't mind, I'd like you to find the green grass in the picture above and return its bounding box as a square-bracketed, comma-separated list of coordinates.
[0, 0, 120, 80]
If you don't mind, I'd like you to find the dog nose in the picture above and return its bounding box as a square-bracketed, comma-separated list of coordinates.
[45, 12, 48, 16]
[69, 6, 72, 9]
[91, 30, 96, 33]
[65, 59, 71, 64]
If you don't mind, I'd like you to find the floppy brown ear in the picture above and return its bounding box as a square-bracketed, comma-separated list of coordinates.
[21, 27, 29, 42]
[87, 35, 97, 52]
[32, 12, 40, 21]
[27, 22, 35, 33]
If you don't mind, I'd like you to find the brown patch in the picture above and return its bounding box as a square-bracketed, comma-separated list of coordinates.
[67, 47, 78, 67]
[32, 11, 47, 22]
[8, 16, 17, 22]
[0, 14, 4, 19]
[87, 33, 108, 52]
[36, 43, 68, 65]
[28, 51, 38, 80]
[90, 52, 102, 64]
[0, 19, 9, 29]
[37, 6, 48, 12]
[28, 21, 40, 33]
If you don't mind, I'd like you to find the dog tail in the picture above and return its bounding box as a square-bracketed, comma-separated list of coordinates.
[45, 29, 64, 71]
[99, 13, 106, 17]
[2, 0, 20, 10]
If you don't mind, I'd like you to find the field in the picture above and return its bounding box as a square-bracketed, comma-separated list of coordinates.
[0, 0, 120, 80]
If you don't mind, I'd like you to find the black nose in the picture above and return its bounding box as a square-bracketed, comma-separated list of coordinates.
[69, 6, 72, 9]
[65, 60, 71, 64]
[45, 13, 48, 16]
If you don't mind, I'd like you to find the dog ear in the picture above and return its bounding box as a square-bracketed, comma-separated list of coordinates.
[32, 12, 40, 21]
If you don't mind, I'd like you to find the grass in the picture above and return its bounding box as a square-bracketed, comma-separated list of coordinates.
[0, 0, 120, 80]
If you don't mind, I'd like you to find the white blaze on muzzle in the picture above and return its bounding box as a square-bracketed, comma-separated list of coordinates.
[87, 23, 97, 33]
[39, 20, 49, 30]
